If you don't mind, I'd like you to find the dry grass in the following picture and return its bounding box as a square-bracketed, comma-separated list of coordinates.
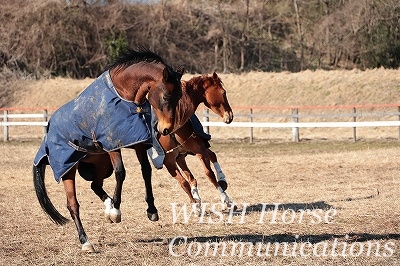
[6, 68, 400, 108]
[1, 140, 400, 265]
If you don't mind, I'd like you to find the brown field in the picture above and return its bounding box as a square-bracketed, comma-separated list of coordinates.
[1, 69, 400, 265]
[1, 139, 400, 265]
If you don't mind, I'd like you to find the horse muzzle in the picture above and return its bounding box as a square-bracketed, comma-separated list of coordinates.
[157, 122, 174, 136]
[223, 111, 234, 124]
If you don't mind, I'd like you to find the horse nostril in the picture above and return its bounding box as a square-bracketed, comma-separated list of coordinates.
[162, 128, 169, 135]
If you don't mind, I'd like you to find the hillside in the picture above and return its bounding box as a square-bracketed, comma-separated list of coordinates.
[3, 68, 400, 109]
[2, 1, 400, 78]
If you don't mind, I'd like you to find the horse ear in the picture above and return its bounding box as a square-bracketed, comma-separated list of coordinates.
[176, 65, 185, 80]
[162, 67, 172, 81]
[212, 72, 218, 79]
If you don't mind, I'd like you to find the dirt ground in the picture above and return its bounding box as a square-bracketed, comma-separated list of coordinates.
[1, 139, 400, 265]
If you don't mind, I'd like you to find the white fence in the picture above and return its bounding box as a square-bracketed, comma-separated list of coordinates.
[2, 104, 400, 142]
[197, 104, 400, 142]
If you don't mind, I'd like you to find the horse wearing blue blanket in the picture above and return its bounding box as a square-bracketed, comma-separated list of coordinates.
[32, 47, 184, 252]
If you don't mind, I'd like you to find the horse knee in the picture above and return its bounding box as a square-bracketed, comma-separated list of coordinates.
[114, 167, 126, 182]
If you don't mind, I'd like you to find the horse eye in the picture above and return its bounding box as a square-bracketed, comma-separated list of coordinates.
[163, 94, 171, 102]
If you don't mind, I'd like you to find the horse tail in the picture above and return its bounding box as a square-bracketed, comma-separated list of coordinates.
[33, 162, 68, 225]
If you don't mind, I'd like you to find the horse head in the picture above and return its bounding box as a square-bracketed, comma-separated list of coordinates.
[202, 72, 233, 124]
[105, 47, 184, 135]
[148, 65, 184, 135]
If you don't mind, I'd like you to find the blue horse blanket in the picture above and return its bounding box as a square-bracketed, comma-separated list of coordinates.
[34, 70, 152, 182]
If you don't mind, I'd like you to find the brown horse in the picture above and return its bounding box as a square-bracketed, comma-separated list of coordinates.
[32, 47, 183, 252]
[153, 72, 234, 215]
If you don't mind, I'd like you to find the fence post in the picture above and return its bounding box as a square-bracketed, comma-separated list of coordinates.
[353, 107, 357, 142]
[203, 108, 209, 135]
[3, 110, 8, 142]
[249, 108, 253, 143]
[43, 109, 48, 136]
[398, 106, 400, 141]
[292, 108, 299, 142]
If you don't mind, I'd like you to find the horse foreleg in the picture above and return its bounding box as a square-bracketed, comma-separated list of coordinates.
[135, 144, 159, 221]
[206, 148, 228, 191]
[108, 150, 125, 223]
[176, 154, 198, 188]
[165, 153, 201, 215]
[62, 166, 94, 253]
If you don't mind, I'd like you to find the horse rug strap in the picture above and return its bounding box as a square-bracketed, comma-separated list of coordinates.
[33, 70, 152, 182]
[165, 132, 196, 154]
[147, 108, 165, 169]
[147, 112, 212, 169]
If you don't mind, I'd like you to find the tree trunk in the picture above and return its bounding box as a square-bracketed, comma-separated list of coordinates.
[223, 34, 228, 73]
[239, 0, 249, 71]
[214, 41, 218, 71]
[293, 0, 304, 70]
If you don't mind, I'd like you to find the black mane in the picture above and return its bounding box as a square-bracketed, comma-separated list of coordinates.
[105, 46, 168, 70]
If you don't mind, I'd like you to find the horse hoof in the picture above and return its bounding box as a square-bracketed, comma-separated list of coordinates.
[147, 212, 159, 221]
[104, 210, 113, 223]
[218, 180, 228, 191]
[230, 204, 238, 211]
[191, 187, 202, 201]
[104, 213, 113, 223]
[82, 241, 95, 253]
[110, 208, 121, 223]
[192, 203, 201, 217]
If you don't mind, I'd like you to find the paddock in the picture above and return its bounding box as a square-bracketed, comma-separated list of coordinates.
[1, 139, 399, 265]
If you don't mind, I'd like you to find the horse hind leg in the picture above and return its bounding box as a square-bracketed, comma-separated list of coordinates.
[62, 166, 95, 253]
[79, 156, 116, 223]
[196, 151, 236, 211]
[91, 180, 116, 224]
[206, 148, 228, 191]
[108, 151, 126, 223]
[175, 154, 201, 215]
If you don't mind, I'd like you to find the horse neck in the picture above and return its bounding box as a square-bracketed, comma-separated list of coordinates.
[110, 63, 163, 103]
[173, 79, 207, 129]
[185, 77, 207, 107]
[174, 90, 196, 128]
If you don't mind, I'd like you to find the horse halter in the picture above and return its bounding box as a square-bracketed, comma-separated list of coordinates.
[165, 132, 196, 154]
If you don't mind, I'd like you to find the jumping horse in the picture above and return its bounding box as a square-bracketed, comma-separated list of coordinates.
[33, 47, 183, 252]
[154, 72, 234, 215]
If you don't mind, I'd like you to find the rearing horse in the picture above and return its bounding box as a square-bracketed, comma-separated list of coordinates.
[32, 48, 183, 252]
[153, 72, 234, 215]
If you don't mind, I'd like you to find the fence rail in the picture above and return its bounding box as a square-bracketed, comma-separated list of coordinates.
[2, 104, 400, 142]
[195, 104, 400, 142]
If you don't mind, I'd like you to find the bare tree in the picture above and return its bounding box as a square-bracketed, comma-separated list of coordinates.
[239, 0, 249, 71]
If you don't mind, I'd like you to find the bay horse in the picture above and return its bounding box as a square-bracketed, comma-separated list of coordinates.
[153, 72, 234, 215]
[32, 47, 183, 252]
